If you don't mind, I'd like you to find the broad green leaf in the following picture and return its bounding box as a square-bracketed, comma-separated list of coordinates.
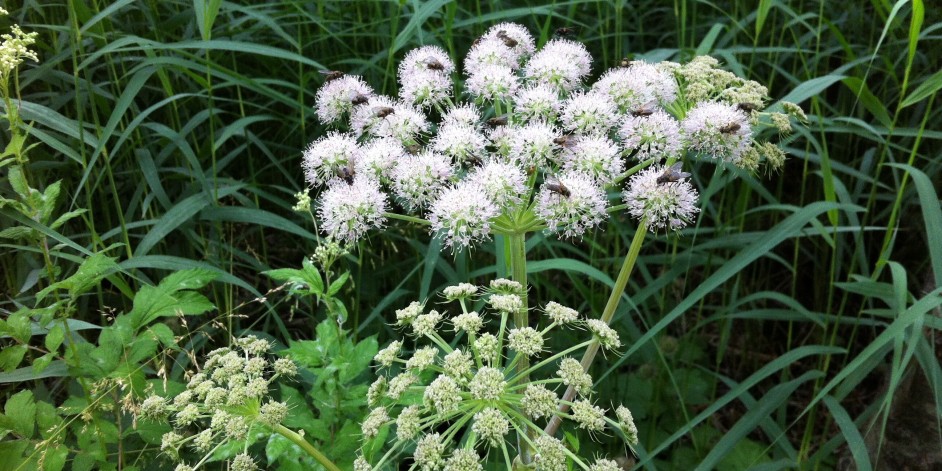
[901, 68, 942, 108]
[0, 361, 68, 383]
[0, 346, 27, 372]
[4, 390, 36, 438]
[35, 253, 119, 302]
[328, 271, 350, 297]
[194, 0, 224, 41]
[159, 268, 218, 291]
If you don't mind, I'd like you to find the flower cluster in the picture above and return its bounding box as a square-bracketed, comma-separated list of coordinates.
[137, 336, 298, 471]
[0, 8, 39, 79]
[353, 280, 639, 470]
[303, 23, 802, 244]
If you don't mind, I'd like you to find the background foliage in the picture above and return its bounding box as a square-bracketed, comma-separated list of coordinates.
[1, 0, 941, 469]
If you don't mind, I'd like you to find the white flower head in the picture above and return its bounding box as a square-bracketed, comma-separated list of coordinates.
[314, 75, 373, 125]
[513, 83, 563, 123]
[508, 121, 559, 168]
[391, 151, 454, 210]
[524, 39, 592, 92]
[466, 64, 519, 102]
[355, 138, 404, 181]
[682, 101, 752, 164]
[400, 69, 453, 109]
[303, 131, 359, 187]
[535, 171, 608, 239]
[467, 160, 527, 208]
[400, 45, 455, 78]
[317, 177, 388, 243]
[352, 96, 430, 143]
[464, 38, 518, 75]
[471, 407, 510, 447]
[619, 110, 683, 162]
[431, 124, 487, 164]
[482, 22, 536, 63]
[560, 134, 623, 185]
[561, 91, 618, 135]
[441, 102, 482, 128]
[592, 62, 678, 112]
[428, 181, 499, 250]
[624, 164, 700, 232]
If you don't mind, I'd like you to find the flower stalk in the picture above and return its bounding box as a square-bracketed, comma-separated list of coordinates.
[272, 424, 341, 471]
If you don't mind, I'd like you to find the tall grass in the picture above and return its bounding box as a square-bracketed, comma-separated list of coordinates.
[2, 0, 941, 469]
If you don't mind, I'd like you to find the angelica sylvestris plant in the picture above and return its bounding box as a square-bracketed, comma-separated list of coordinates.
[353, 280, 639, 470]
[301, 22, 804, 248]
[139, 336, 340, 471]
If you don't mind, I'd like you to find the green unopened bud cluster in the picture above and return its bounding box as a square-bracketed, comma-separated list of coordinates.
[355, 279, 639, 470]
[137, 336, 297, 471]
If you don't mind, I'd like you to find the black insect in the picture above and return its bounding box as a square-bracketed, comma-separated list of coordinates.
[553, 134, 578, 148]
[620, 57, 638, 68]
[718, 122, 742, 134]
[656, 162, 691, 185]
[555, 27, 578, 37]
[736, 102, 759, 113]
[496, 30, 518, 48]
[466, 155, 484, 167]
[373, 106, 395, 118]
[319, 70, 344, 82]
[337, 161, 356, 185]
[423, 56, 445, 71]
[487, 115, 508, 127]
[350, 92, 369, 105]
[544, 177, 571, 198]
[630, 100, 657, 117]
[405, 144, 422, 154]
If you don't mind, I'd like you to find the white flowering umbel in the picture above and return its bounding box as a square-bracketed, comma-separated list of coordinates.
[139, 336, 298, 471]
[353, 280, 639, 470]
[300, 22, 802, 245]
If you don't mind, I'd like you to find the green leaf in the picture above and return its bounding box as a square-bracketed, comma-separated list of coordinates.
[842, 77, 892, 128]
[0, 441, 28, 470]
[823, 396, 872, 471]
[39, 181, 62, 224]
[7, 166, 29, 199]
[126, 269, 218, 330]
[4, 390, 36, 438]
[194, 0, 224, 41]
[35, 253, 119, 303]
[327, 271, 350, 296]
[31, 353, 54, 374]
[44, 324, 65, 352]
[0, 361, 68, 383]
[0, 346, 27, 372]
[159, 268, 218, 291]
[50, 208, 88, 230]
[0, 226, 33, 240]
[901, 68, 942, 108]
[340, 336, 378, 383]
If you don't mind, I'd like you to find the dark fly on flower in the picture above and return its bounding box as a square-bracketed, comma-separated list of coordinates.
[554, 27, 578, 37]
[466, 155, 484, 167]
[319, 70, 344, 82]
[496, 30, 518, 48]
[405, 144, 422, 155]
[373, 106, 395, 118]
[630, 100, 657, 117]
[553, 134, 578, 148]
[487, 115, 508, 127]
[544, 176, 571, 198]
[620, 57, 638, 68]
[736, 102, 759, 113]
[337, 161, 356, 185]
[718, 122, 742, 134]
[423, 56, 445, 71]
[349, 92, 370, 105]
[656, 162, 691, 185]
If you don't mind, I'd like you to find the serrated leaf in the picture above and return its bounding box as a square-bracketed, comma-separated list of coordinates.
[0, 346, 27, 372]
[147, 323, 177, 348]
[50, 208, 88, 230]
[35, 253, 119, 303]
[41, 444, 68, 471]
[34, 401, 61, 439]
[7, 166, 30, 198]
[31, 353, 54, 374]
[159, 268, 218, 291]
[0, 226, 33, 240]
[327, 271, 350, 296]
[44, 324, 65, 352]
[39, 181, 62, 224]
[4, 390, 36, 437]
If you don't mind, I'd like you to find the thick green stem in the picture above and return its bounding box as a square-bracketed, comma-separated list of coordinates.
[543, 220, 648, 437]
[272, 424, 341, 471]
[507, 231, 535, 464]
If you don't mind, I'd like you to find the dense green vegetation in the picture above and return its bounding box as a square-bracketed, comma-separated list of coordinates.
[1, 0, 940, 470]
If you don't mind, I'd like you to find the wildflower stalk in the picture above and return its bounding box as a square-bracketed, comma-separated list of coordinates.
[507, 230, 535, 465]
[271, 424, 341, 471]
[544, 219, 648, 437]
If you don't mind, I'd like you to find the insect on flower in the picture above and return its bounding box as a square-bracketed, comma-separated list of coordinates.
[423, 56, 445, 71]
[555, 26, 578, 37]
[319, 69, 344, 82]
[496, 30, 518, 48]
[337, 161, 356, 185]
[620, 57, 638, 68]
[718, 122, 742, 134]
[553, 133, 578, 148]
[656, 162, 691, 185]
[487, 115, 509, 127]
[736, 102, 759, 113]
[405, 144, 422, 154]
[630, 100, 657, 117]
[373, 106, 395, 118]
[544, 176, 571, 198]
[349, 91, 370, 105]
